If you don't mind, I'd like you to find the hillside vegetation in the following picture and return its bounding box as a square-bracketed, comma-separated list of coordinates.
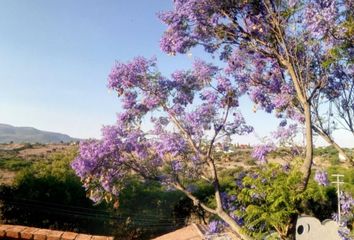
[0, 143, 353, 239]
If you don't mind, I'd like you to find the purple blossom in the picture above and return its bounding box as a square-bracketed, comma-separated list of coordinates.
[216, 76, 233, 93]
[287, 109, 305, 123]
[207, 220, 224, 234]
[171, 160, 183, 172]
[235, 172, 246, 188]
[184, 104, 217, 136]
[200, 90, 218, 103]
[273, 95, 290, 109]
[122, 91, 137, 109]
[71, 140, 115, 179]
[220, 192, 237, 211]
[314, 170, 329, 186]
[75, 27, 252, 214]
[272, 124, 297, 142]
[305, 1, 338, 39]
[192, 60, 218, 84]
[223, 112, 253, 135]
[282, 163, 291, 172]
[142, 95, 160, 109]
[340, 192, 354, 215]
[252, 144, 276, 164]
[279, 120, 287, 127]
[108, 57, 156, 92]
[332, 212, 339, 222]
[338, 227, 351, 240]
[153, 133, 187, 158]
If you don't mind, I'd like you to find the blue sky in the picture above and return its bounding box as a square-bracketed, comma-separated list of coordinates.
[0, 0, 352, 147]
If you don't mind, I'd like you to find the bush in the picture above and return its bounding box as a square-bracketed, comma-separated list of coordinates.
[0, 148, 113, 234]
[195, 164, 340, 239]
[0, 148, 194, 239]
[0, 150, 31, 171]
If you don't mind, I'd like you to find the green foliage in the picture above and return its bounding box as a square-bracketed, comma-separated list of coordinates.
[1, 144, 352, 239]
[233, 165, 299, 238]
[0, 158, 31, 171]
[314, 146, 340, 165]
[229, 164, 337, 239]
[113, 178, 187, 239]
[0, 148, 112, 234]
[18, 148, 79, 182]
[327, 166, 354, 196]
[0, 147, 193, 239]
[0, 150, 31, 171]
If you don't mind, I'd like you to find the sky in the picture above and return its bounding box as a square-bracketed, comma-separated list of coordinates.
[0, 0, 352, 147]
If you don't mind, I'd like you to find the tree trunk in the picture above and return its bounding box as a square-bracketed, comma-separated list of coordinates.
[208, 159, 253, 239]
[300, 102, 314, 190]
[218, 210, 253, 240]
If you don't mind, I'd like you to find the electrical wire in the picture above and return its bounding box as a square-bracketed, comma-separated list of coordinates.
[0, 196, 188, 221]
[0, 199, 188, 226]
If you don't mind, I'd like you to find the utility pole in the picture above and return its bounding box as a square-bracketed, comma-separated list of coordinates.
[331, 174, 344, 223]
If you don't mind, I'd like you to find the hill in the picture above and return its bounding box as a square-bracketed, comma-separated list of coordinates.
[0, 123, 78, 144]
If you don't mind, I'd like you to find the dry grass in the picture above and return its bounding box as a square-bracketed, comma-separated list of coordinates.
[0, 169, 16, 185]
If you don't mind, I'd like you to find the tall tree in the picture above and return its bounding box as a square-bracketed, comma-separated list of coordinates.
[159, 0, 354, 183]
[72, 58, 253, 239]
[72, 1, 353, 238]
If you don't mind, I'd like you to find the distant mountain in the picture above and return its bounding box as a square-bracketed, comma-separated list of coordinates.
[0, 123, 78, 144]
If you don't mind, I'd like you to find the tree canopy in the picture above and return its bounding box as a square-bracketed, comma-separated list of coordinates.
[72, 1, 353, 239]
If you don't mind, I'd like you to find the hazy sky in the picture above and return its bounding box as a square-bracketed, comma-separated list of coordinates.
[0, 0, 352, 147]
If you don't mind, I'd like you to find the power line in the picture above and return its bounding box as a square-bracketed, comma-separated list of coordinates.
[0, 199, 187, 224]
[0, 196, 188, 221]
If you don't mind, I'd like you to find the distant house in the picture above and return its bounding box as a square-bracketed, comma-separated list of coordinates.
[238, 144, 250, 149]
[153, 224, 240, 240]
[215, 143, 234, 153]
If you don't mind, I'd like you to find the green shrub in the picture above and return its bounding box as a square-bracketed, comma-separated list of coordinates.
[0, 150, 31, 171]
[225, 164, 337, 239]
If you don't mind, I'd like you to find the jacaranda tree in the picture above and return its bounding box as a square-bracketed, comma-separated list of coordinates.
[159, 0, 353, 177]
[72, 58, 254, 239]
[72, 0, 353, 239]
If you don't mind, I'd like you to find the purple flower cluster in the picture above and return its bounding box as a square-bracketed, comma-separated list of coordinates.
[192, 59, 218, 84]
[159, 0, 221, 55]
[340, 192, 354, 215]
[154, 133, 187, 158]
[305, 0, 338, 39]
[272, 124, 298, 144]
[171, 160, 183, 172]
[219, 192, 245, 227]
[108, 57, 156, 93]
[332, 191, 354, 240]
[207, 220, 224, 234]
[235, 172, 246, 188]
[184, 104, 217, 137]
[158, 0, 352, 157]
[251, 144, 276, 164]
[314, 170, 329, 186]
[221, 192, 237, 212]
[224, 112, 254, 135]
[200, 90, 218, 104]
[338, 227, 351, 240]
[72, 54, 255, 202]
